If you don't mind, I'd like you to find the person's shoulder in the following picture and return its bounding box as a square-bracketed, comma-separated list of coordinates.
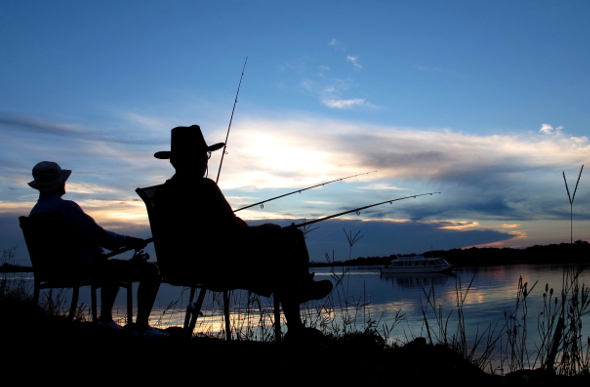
[201, 178, 217, 187]
[59, 198, 85, 213]
[158, 179, 173, 189]
[159, 177, 217, 192]
[38, 195, 82, 211]
[60, 198, 81, 207]
[201, 178, 223, 192]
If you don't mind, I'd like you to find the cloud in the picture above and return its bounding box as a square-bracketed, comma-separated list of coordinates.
[291, 218, 518, 258]
[321, 98, 375, 109]
[215, 116, 590, 226]
[66, 182, 119, 195]
[304, 200, 343, 205]
[436, 221, 525, 238]
[302, 76, 352, 94]
[3, 111, 590, 255]
[289, 44, 369, 109]
[123, 112, 173, 132]
[224, 116, 590, 185]
[299, 77, 375, 110]
[539, 123, 564, 135]
[0, 112, 85, 136]
[358, 183, 407, 191]
[328, 38, 345, 50]
[346, 55, 363, 70]
[0, 111, 162, 145]
[0, 111, 172, 207]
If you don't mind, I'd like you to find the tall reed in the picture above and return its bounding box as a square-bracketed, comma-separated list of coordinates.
[420, 276, 501, 371]
[0, 246, 30, 302]
[499, 277, 538, 372]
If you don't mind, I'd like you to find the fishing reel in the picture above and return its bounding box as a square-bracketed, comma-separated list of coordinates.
[131, 249, 150, 262]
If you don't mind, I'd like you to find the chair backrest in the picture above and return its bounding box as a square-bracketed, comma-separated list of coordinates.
[137, 184, 224, 288]
[19, 210, 80, 282]
[135, 185, 180, 282]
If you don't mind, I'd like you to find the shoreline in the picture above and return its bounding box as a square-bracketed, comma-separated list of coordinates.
[2, 299, 588, 386]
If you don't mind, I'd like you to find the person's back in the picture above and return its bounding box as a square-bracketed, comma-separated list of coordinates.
[154, 176, 250, 281]
[153, 125, 333, 338]
[27, 161, 165, 336]
[31, 191, 124, 263]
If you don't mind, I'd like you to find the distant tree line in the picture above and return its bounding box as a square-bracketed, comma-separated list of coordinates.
[311, 240, 590, 267]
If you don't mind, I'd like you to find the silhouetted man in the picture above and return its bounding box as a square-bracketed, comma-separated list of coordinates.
[153, 125, 332, 338]
[28, 161, 165, 337]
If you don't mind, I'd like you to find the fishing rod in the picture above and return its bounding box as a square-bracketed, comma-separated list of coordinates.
[294, 192, 441, 228]
[233, 171, 377, 212]
[216, 57, 248, 184]
[103, 237, 154, 259]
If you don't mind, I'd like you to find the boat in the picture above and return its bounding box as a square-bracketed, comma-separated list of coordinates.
[380, 255, 454, 274]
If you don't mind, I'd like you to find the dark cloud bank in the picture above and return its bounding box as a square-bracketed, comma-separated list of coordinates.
[249, 218, 512, 261]
[2, 213, 512, 266]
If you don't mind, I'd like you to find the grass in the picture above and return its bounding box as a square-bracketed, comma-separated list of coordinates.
[496, 262, 590, 376]
[0, 246, 30, 302]
[166, 249, 402, 342]
[420, 277, 501, 371]
[3, 243, 590, 383]
[418, 261, 590, 377]
[543, 262, 590, 375]
[1, 245, 91, 321]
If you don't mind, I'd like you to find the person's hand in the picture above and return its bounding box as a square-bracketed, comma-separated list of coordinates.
[125, 236, 147, 250]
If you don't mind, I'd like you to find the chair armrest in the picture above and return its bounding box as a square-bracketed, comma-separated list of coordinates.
[102, 237, 154, 259]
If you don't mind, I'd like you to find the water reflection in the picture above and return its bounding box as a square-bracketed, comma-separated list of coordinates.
[19, 263, 590, 359]
[380, 272, 456, 289]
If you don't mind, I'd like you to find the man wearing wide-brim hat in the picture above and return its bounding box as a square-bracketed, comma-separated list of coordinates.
[28, 161, 166, 337]
[153, 125, 332, 339]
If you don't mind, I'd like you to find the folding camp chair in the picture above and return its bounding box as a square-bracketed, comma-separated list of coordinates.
[19, 210, 136, 324]
[136, 184, 282, 341]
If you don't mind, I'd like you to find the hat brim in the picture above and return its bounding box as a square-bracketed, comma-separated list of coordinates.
[28, 169, 71, 191]
[154, 142, 225, 159]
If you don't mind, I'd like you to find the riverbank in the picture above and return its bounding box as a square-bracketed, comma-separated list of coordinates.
[313, 241, 590, 267]
[2, 299, 588, 386]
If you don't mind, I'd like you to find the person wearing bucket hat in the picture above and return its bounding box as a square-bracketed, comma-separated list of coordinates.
[153, 125, 333, 338]
[28, 161, 166, 337]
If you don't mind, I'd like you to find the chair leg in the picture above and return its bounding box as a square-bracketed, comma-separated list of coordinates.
[33, 279, 40, 306]
[126, 282, 133, 326]
[274, 294, 281, 343]
[183, 287, 196, 331]
[67, 285, 80, 321]
[187, 287, 207, 336]
[223, 290, 231, 341]
[91, 283, 98, 322]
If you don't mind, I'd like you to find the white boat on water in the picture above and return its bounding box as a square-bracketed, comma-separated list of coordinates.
[380, 255, 454, 274]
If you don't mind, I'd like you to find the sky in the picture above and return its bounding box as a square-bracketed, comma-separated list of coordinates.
[1, 1, 590, 265]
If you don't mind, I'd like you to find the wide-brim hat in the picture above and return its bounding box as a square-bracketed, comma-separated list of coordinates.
[154, 125, 224, 159]
[28, 161, 71, 191]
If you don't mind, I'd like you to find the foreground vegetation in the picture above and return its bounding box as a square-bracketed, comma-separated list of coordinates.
[2, 296, 588, 386]
[2, 246, 589, 385]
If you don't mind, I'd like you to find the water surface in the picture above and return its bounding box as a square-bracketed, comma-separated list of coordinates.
[24, 262, 590, 367]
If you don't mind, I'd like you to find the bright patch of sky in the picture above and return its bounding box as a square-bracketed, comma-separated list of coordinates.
[1, 0, 590, 264]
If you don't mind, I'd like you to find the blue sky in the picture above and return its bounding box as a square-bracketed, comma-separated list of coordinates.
[1, 1, 589, 265]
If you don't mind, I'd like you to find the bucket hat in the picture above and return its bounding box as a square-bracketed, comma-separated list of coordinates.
[28, 161, 71, 191]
